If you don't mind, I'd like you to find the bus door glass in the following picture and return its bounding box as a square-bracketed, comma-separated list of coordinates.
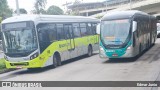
[64, 24, 75, 51]
[37, 23, 57, 53]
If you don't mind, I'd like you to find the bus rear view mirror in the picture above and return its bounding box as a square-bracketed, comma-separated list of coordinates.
[132, 21, 137, 32]
[96, 24, 100, 34]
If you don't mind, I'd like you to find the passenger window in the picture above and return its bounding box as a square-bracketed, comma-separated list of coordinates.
[92, 23, 97, 35]
[56, 24, 65, 40]
[64, 24, 73, 39]
[73, 23, 81, 37]
[80, 23, 87, 36]
[87, 23, 92, 35]
[48, 24, 57, 42]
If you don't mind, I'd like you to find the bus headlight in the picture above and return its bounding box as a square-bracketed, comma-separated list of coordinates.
[99, 46, 105, 55]
[30, 52, 39, 60]
[127, 46, 131, 50]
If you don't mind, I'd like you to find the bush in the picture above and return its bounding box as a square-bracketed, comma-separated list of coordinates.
[0, 58, 6, 70]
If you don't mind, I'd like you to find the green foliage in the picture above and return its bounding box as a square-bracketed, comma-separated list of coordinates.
[32, 0, 64, 15]
[15, 8, 28, 14]
[47, 5, 64, 15]
[0, 0, 12, 20]
[0, 58, 6, 70]
[33, 0, 47, 14]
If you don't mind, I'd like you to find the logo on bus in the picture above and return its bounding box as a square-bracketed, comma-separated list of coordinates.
[59, 43, 70, 48]
[106, 50, 115, 52]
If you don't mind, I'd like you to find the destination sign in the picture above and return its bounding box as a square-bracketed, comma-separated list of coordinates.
[4, 22, 27, 29]
[2, 21, 34, 30]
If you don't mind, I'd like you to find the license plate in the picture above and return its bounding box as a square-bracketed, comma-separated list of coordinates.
[16, 66, 23, 69]
[112, 54, 118, 57]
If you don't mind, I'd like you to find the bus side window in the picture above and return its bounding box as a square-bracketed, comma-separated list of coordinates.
[87, 23, 92, 35]
[69, 25, 73, 39]
[139, 22, 142, 36]
[92, 23, 97, 35]
[73, 23, 81, 38]
[56, 24, 65, 40]
[137, 21, 142, 37]
[136, 22, 139, 37]
[48, 24, 57, 42]
[64, 24, 73, 39]
[80, 23, 87, 36]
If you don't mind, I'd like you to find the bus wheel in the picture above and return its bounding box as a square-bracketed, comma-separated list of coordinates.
[53, 55, 58, 68]
[87, 45, 93, 57]
[57, 55, 62, 66]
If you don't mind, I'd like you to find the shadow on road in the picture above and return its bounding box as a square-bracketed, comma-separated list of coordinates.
[104, 57, 138, 63]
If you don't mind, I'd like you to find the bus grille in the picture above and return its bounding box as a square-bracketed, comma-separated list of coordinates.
[10, 62, 29, 66]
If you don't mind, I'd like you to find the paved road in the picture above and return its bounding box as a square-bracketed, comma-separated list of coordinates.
[1, 39, 160, 90]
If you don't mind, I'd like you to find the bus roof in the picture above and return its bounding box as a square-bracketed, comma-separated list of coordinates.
[101, 10, 148, 21]
[2, 15, 100, 24]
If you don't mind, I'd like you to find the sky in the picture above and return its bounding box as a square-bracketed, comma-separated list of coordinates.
[7, 0, 104, 13]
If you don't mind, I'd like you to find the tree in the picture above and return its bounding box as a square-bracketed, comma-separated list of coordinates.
[47, 5, 64, 15]
[34, 0, 47, 14]
[14, 8, 28, 14]
[0, 0, 12, 20]
[68, 0, 82, 15]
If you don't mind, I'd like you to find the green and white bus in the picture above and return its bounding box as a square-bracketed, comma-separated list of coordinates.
[1, 15, 99, 69]
[99, 10, 157, 59]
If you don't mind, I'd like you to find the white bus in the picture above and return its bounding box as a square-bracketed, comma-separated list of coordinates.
[1, 15, 99, 69]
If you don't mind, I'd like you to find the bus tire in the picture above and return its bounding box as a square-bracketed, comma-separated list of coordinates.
[57, 54, 62, 66]
[53, 55, 58, 68]
[87, 45, 93, 57]
[53, 53, 61, 68]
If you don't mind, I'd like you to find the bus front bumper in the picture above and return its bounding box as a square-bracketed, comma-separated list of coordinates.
[99, 46, 134, 59]
[5, 58, 43, 69]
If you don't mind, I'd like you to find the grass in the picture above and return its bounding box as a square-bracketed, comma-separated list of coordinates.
[0, 58, 7, 73]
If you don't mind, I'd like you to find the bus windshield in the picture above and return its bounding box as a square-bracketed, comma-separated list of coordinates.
[3, 28, 38, 57]
[101, 19, 131, 48]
